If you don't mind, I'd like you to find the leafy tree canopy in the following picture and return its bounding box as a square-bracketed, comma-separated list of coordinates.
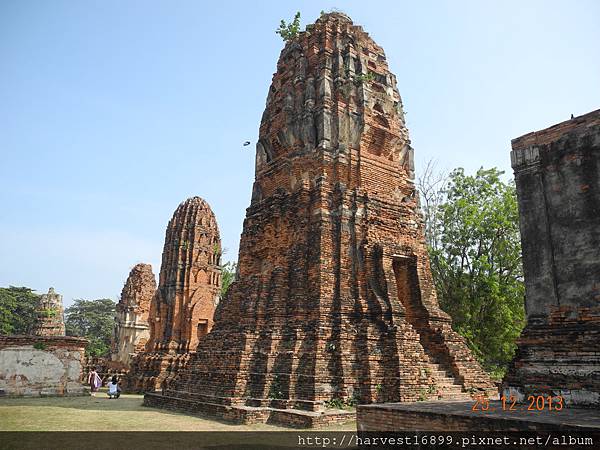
[419, 166, 525, 379]
[65, 298, 115, 357]
[0, 286, 39, 335]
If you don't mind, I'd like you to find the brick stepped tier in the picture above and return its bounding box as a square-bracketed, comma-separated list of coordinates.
[144, 392, 355, 428]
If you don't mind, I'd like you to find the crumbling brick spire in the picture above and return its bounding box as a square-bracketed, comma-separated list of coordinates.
[110, 263, 156, 366]
[146, 12, 493, 424]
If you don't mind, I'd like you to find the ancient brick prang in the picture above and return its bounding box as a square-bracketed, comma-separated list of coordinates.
[126, 197, 221, 392]
[110, 263, 156, 367]
[503, 109, 600, 408]
[146, 13, 493, 425]
[32, 287, 66, 336]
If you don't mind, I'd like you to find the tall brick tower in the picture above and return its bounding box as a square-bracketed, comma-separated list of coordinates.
[146, 13, 493, 425]
[147, 197, 221, 354]
[126, 197, 221, 391]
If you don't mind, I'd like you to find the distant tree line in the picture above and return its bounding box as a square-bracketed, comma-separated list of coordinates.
[64, 298, 115, 357]
[0, 286, 38, 335]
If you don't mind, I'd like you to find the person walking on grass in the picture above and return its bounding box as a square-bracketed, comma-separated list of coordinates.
[87, 367, 102, 397]
[107, 375, 121, 399]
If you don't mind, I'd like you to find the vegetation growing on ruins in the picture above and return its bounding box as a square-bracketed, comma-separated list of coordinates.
[220, 261, 236, 298]
[275, 12, 301, 41]
[353, 72, 375, 85]
[65, 298, 115, 356]
[0, 286, 39, 335]
[32, 342, 47, 351]
[268, 374, 284, 399]
[418, 165, 525, 379]
[39, 308, 58, 318]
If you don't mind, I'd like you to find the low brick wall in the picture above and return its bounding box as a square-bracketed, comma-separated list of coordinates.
[0, 335, 88, 397]
[144, 392, 354, 428]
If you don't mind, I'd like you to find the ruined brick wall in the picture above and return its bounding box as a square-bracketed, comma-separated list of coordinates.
[31, 287, 65, 336]
[110, 263, 156, 367]
[503, 109, 600, 407]
[0, 335, 88, 397]
[126, 197, 221, 391]
[152, 13, 492, 422]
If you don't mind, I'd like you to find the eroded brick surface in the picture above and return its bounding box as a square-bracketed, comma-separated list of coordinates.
[126, 197, 221, 391]
[503, 109, 600, 408]
[147, 13, 493, 426]
[110, 263, 156, 367]
[0, 335, 88, 397]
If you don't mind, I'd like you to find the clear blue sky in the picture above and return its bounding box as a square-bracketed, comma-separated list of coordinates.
[1, 1, 599, 306]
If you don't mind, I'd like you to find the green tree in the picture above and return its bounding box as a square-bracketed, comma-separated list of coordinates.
[220, 261, 237, 298]
[0, 286, 39, 335]
[276, 12, 301, 41]
[421, 167, 525, 379]
[65, 298, 115, 357]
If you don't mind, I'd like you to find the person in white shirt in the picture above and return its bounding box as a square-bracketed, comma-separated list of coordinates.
[107, 375, 121, 399]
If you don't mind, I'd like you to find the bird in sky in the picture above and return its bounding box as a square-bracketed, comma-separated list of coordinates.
[243, 141, 251, 146]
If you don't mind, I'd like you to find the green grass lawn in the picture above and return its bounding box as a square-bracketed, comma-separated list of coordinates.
[0, 391, 356, 432]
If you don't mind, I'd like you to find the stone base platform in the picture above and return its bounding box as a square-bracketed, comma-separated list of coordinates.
[357, 401, 600, 432]
[144, 392, 355, 428]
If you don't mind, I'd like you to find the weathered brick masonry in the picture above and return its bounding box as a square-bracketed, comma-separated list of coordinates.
[0, 335, 88, 397]
[31, 287, 66, 336]
[145, 13, 493, 425]
[126, 197, 221, 391]
[502, 109, 600, 407]
[110, 263, 156, 368]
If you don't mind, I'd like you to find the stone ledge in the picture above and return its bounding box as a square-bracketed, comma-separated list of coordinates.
[0, 335, 88, 349]
[511, 109, 600, 151]
[357, 401, 600, 432]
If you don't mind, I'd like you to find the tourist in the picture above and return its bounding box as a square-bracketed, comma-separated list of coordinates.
[87, 367, 102, 397]
[107, 375, 121, 399]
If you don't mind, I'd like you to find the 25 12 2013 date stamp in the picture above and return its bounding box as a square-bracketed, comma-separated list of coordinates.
[472, 395, 564, 412]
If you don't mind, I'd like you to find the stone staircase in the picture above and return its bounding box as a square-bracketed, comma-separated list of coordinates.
[395, 277, 473, 402]
[424, 358, 472, 401]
